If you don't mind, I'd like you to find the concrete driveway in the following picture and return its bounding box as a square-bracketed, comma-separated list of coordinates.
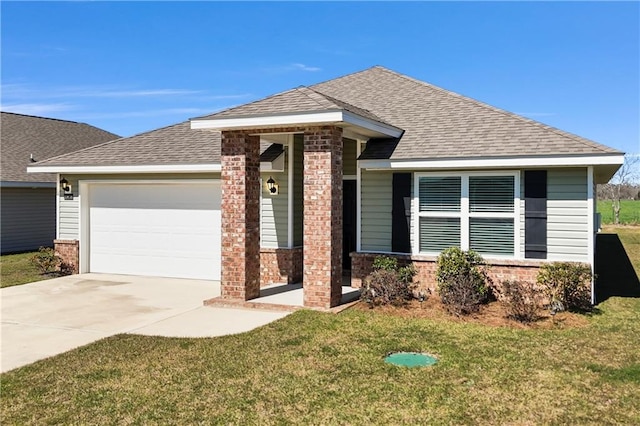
[1, 273, 289, 373]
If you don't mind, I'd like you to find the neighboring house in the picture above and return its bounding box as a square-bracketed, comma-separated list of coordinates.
[1, 112, 119, 254]
[27, 67, 623, 308]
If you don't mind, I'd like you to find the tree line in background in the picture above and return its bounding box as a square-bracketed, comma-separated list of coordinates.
[596, 154, 639, 224]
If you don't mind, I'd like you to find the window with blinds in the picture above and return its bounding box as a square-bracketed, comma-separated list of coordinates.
[416, 173, 518, 257]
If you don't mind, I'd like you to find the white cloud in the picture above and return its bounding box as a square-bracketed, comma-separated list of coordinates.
[291, 63, 322, 72]
[1, 103, 75, 115]
[1, 84, 205, 99]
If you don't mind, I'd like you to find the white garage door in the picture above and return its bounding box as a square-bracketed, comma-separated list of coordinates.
[88, 182, 221, 280]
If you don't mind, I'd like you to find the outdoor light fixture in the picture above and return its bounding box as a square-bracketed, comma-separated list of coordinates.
[266, 176, 278, 195]
[60, 178, 70, 192]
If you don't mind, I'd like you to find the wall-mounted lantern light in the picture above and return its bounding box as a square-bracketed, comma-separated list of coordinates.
[266, 176, 278, 195]
[60, 177, 73, 199]
[60, 177, 70, 192]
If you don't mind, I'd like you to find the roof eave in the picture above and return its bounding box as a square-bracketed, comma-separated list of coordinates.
[360, 153, 624, 183]
[27, 164, 223, 174]
[191, 110, 403, 139]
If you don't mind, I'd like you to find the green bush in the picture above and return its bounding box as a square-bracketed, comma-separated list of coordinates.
[30, 247, 61, 275]
[501, 280, 542, 323]
[436, 247, 490, 315]
[537, 262, 593, 312]
[361, 256, 417, 307]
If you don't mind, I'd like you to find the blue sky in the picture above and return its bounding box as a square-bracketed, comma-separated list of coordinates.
[2, 1, 638, 155]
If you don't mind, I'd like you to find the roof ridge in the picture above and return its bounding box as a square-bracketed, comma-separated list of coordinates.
[291, 86, 342, 110]
[373, 67, 617, 154]
[32, 121, 187, 166]
[308, 65, 383, 89]
[191, 87, 308, 120]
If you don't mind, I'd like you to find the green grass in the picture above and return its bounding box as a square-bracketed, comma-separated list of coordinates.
[2, 302, 640, 424]
[602, 225, 640, 274]
[0, 251, 51, 288]
[2, 230, 639, 424]
[598, 199, 640, 225]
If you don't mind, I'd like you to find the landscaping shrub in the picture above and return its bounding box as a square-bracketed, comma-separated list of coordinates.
[501, 280, 542, 323]
[537, 262, 593, 312]
[436, 247, 490, 315]
[30, 247, 61, 275]
[361, 256, 417, 307]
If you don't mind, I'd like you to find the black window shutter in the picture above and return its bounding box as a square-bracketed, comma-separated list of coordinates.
[524, 170, 547, 259]
[392, 173, 412, 253]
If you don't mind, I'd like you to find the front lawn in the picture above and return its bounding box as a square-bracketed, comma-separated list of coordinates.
[0, 251, 50, 288]
[2, 297, 639, 424]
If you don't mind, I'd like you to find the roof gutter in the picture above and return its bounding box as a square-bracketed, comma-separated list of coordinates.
[27, 164, 222, 174]
[359, 153, 625, 170]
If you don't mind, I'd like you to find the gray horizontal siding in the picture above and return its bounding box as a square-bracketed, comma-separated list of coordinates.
[547, 168, 589, 261]
[1, 187, 55, 253]
[261, 150, 289, 248]
[360, 170, 392, 251]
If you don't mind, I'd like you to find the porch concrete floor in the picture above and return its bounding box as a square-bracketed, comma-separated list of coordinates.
[252, 281, 361, 307]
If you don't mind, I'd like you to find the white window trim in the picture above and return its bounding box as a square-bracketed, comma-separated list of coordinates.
[413, 171, 521, 259]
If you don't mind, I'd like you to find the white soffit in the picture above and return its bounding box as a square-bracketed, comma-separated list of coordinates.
[191, 110, 403, 139]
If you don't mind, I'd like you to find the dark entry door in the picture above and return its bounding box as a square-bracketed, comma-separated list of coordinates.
[343, 180, 357, 270]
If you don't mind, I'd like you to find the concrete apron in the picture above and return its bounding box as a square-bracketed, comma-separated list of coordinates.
[1, 273, 289, 373]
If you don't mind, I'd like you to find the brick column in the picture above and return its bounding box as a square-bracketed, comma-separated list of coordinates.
[303, 126, 343, 308]
[54, 239, 79, 274]
[221, 131, 261, 300]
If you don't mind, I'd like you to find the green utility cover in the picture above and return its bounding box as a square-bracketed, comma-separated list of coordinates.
[384, 352, 437, 367]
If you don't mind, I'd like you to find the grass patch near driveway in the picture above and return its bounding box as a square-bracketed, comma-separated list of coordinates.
[0, 251, 51, 288]
[2, 297, 640, 424]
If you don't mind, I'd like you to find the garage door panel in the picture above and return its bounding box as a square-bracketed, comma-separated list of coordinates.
[88, 183, 221, 280]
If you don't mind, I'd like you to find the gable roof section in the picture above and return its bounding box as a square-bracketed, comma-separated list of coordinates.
[1, 112, 119, 183]
[29, 120, 274, 172]
[310, 66, 621, 160]
[196, 86, 388, 125]
[30, 121, 220, 171]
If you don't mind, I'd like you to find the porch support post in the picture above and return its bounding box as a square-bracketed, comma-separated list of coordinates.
[220, 131, 261, 300]
[303, 126, 343, 308]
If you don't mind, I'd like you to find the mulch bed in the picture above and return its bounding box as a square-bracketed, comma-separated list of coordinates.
[353, 294, 590, 329]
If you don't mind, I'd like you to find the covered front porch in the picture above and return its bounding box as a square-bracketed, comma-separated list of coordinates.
[191, 88, 402, 309]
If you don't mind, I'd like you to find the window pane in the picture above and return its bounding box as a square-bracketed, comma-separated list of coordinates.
[469, 218, 514, 256]
[419, 177, 461, 212]
[469, 176, 514, 213]
[419, 217, 460, 252]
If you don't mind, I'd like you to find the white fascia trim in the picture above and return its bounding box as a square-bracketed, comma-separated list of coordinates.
[360, 154, 625, 170]
[191, 110, 403, 138]
[587, 166, 595, 304]
[0, 181, 56, 188]
[191, 111, 344, 130]
[27, 164, 222, 174]
[341, 111, 403, 138]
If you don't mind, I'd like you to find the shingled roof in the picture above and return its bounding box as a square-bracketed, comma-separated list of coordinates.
[196, 86, 389, 126]
[310, 66, 621, 160]
[29, 66, 622, 171]
[31, 120, 273, 168]
[1, 112, 119, 183]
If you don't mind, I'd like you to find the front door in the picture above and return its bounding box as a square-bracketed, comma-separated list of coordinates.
[343, 180, 357, 270]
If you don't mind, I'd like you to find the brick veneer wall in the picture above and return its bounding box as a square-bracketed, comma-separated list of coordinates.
[260, 247, 303, 286]
[220, 131, 261, 300]
[54, 239, 79, 274]
[351, 252, 545, 295]
[303, 126, 343, 308]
